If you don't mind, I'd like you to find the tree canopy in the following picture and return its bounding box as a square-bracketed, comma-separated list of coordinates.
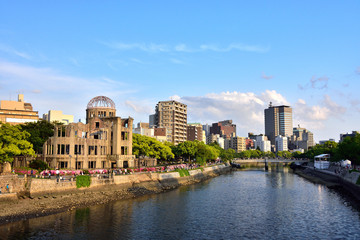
[132, 134, 174, 160]
[0, 123, 36, 163]
[20, 120, 57, 154]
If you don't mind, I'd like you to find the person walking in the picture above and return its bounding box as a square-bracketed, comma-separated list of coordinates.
[6, 184, 10, 193]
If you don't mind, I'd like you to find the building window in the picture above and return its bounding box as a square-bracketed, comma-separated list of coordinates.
[59, 161, 68, 169]
[96, 122, 100, 128]
[121, 146, 128, 155]
[121, 132, 128, 140]
[66, 144, 70, 154]
[88, 161, 96, 169]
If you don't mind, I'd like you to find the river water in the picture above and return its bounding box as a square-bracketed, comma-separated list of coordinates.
[1, 169, 360, 240]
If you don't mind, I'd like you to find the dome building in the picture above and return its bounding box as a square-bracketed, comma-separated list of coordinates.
[43, 96, 136, 169]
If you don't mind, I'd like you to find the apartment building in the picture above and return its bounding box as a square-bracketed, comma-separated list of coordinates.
[210, 120, 236, 139]
[187, 123, 204, 142]
[154, 100, 187, 144]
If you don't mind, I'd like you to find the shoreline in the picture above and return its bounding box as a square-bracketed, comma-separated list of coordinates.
[0, 165, 230, 225]
[292, 167, 360, 201]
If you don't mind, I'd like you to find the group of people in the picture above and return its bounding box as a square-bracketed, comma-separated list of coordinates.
[0, 184, 10, 194]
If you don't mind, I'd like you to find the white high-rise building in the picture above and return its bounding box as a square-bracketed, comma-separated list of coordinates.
[275, 135, 288, 152]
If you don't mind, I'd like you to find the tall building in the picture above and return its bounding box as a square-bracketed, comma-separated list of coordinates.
[154, 100, 187, 144]
[187, 123, 203, 142]
[202, 124, 211, 137]
[275, 135, 288, 152]
[43, 96, 136, 169]
[265, 103, 293, 145]
[290, 126, 314, 150]
[0, 94, 39, 125]
[43, 110, 74, 125]
[210, 120, 236, 139]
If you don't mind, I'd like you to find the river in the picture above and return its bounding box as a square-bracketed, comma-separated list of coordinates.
[1, 169, 360, 240]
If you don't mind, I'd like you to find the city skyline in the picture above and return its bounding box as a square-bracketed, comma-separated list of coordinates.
[1, 1, 359, 142]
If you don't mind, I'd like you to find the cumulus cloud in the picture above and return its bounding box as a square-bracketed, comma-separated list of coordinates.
[169, 90, 288, 136]
[293, 95, 346, 130]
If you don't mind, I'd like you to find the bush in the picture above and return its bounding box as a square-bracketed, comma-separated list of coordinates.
[76, 175, 91, 188]
[29, 159, 49, 172]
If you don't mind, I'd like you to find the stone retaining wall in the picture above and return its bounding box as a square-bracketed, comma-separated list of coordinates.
[0, 164, 231, 199]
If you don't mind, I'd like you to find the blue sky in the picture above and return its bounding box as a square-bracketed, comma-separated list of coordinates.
[0, 1, 359, 142]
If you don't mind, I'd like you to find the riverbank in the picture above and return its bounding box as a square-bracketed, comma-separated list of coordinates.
[0, 164, 230, 225]
[293, 166, 360, 200]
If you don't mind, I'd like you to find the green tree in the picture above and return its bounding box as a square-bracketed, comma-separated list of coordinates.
[336, 134, 360, 165]
[132, 134, 174, 160]
[175, 141, 198, 162]
[20, 120, 57, 154]
[29, 159, 49, 171]
[195, 141, 220, 163]
[220, 148, 235, 162]
[0, 123, 36, 163]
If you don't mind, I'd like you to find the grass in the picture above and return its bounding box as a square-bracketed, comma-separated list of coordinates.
[176, 168, 190, 177]
[76, 175, 91, 188]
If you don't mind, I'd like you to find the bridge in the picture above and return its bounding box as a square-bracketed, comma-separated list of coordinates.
[232, 158, 310, 164]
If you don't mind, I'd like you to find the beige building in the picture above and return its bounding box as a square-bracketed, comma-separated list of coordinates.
[154, 100, 187, 144]
[225, 136, 246, 153]
[43, 96, 135, 169]
[0, 94, 39, 125]
[43, 110, 74, 124]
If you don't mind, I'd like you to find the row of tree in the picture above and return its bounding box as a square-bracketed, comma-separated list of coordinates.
[132, 134, 236, 164]
[0, 121, 56, 163]
[1, 120, 360, 166]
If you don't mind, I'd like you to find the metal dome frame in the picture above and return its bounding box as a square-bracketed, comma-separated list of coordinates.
[87, 96, 116, 109]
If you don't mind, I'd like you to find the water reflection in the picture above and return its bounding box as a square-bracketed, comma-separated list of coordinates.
[1, 170, 360, 240]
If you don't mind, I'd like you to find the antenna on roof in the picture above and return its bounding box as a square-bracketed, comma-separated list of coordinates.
[269, 102, 272, 107]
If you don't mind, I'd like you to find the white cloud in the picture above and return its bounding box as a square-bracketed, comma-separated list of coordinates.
[124, 100, 153, 114]
[299, 75, 329, 90]
[171, 90, 287, 136]
[103, 42, 169, 53]
[0, 43, 31, 60]
[170, 58, 185, 64]
[103, 42, 269, 54]
[0, 60, 136, 120]
[200, 43, 269, 53]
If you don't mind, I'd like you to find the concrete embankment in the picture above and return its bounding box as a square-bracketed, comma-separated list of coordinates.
[0, 164, 230, 225]
[294, 167, 360, 201]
